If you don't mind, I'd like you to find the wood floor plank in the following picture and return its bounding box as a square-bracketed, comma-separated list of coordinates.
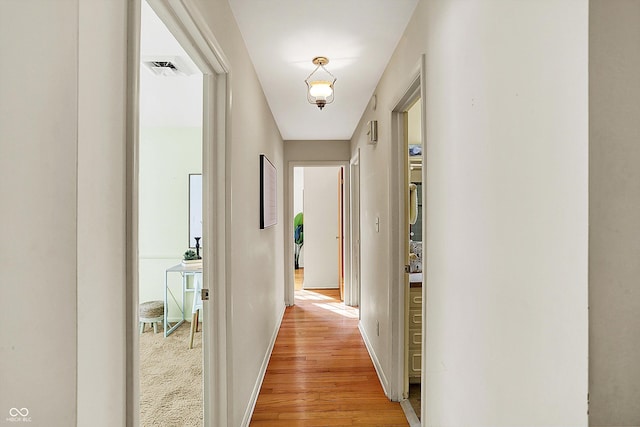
[250, 289, 408, 426]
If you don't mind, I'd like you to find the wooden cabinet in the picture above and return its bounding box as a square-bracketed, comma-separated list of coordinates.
[408, 285, 422, 383]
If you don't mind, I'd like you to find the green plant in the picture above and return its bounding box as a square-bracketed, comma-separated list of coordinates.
[294, 212, 303, 269]
[183, 249, 199, 260]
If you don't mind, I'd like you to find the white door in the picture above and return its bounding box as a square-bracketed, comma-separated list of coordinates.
[303, 167, 341, 289]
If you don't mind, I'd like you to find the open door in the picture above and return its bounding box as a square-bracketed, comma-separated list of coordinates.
[403, 109, 411, 399]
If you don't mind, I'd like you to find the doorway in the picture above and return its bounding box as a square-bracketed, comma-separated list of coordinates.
[128, 1, 231, 425]
[404, 96, 423, 422]
[389, 56, 426, 425]
[287, 162, 352, 307]
[138, 1, 204, 424]
[292, 166, 343, 296]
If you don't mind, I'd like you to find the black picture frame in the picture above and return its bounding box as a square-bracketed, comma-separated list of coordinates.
[260, 154, 277, 229]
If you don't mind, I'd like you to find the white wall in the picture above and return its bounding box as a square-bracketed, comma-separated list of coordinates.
[284, 140, 350, 162]
[293, 168, 304, 215]
[76, 3, 128, 424]
[0, 2, 80, 424]
[407, 100, 421, 146]
[1, 1, 129, 426]
[352, 0, 589, 425]
[193, 1, 285, 424]
[138, 127, 202, 315]
[303, 167, 340, 289]
[1, 0, 284, 425]
[589, 1, 640, 425]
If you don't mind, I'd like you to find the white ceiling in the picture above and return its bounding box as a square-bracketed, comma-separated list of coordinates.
[140, 1, 202, 128]
[228, 0, 419, 140]
[139, 0, 419, 139]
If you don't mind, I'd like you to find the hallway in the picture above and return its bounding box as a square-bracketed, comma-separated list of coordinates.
[250, 289, 408, 426]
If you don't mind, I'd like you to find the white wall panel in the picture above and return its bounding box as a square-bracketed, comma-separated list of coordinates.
[76, 1, 128, 425]
[138, 127, 202, 304]
[352, 0, 589, 425]
[193, 1, 286, 424]
[0, 1, 79, 425]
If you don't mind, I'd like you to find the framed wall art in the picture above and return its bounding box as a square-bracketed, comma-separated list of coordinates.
[189, 173, 202, 247]
[260, 154, 277, 229]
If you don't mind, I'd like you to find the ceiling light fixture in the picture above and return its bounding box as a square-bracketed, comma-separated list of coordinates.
[305, 57, 336, 110]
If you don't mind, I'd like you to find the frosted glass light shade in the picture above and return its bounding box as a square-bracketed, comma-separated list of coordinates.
[308, 81, 333, 98]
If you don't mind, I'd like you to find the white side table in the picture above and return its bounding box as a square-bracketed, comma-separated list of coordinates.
[164, 263, 202, 337]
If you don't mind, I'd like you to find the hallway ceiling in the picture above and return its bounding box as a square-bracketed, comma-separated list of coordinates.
[228, 0, 419, 141]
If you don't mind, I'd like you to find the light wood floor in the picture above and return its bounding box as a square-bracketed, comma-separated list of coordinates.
[250, 289, 408, 426]
[295, 268, 304, 290]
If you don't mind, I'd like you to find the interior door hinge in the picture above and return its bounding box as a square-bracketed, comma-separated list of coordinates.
[201, 288, 210, 301]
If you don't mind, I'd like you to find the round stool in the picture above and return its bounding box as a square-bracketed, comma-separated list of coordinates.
[139, 300, 164, 334]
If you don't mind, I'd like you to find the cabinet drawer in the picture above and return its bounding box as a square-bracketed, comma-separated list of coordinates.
[409, 288, 422, 307]
[409, 309, 422, 328]
[409, 330, 421, 348]
[408, 350, 421, 376]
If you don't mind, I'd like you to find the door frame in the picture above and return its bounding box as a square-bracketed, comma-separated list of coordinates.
[126, 1, 232, 425]
[285, 161, 351, 306]
[349, 149, 361, 308]
[388, 55, 427, 407]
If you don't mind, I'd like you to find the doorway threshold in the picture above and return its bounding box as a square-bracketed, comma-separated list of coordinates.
[400, 399, 421, 427]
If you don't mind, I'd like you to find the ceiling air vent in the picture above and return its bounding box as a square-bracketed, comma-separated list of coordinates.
[142, 56, 196, 77]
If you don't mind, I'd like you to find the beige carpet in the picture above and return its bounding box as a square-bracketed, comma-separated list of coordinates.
[139, 321, 202, 427]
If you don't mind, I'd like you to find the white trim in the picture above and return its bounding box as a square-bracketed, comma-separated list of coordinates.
[125, 2, 141, 425]
[358, 323, 390, 397]
[240, 304, 287, 427]
[350, 148, 360, 166]
[388, 56, 426, 403]
[418, 53, 427, 424]
[302, 284, 339, 289]
[342, 165, 352, 306]
[349, 148, 361, 307]
[388, 104, 405, 401]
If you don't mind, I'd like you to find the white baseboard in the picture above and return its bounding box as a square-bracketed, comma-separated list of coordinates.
[240, 303, 287, 427]
[358, 322, 390, 397]
[302, 283, 338, 289]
